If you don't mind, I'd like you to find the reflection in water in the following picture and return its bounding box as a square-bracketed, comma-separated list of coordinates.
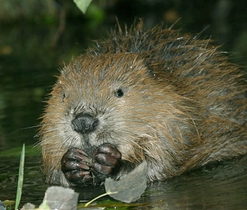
[0, 155, 247, 208]
[142, 156, 247, 209]
[0, 156, 47, 206]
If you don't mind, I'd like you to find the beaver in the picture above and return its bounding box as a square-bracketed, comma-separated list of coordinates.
[39, 20, 247, 187]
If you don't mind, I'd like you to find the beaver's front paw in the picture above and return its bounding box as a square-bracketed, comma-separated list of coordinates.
[61, 148, 93, 185]
[91, 143, 122, 179]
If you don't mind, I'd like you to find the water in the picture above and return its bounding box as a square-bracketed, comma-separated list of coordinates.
[1, 6, 247, 208]
[1, 154, 247, 208]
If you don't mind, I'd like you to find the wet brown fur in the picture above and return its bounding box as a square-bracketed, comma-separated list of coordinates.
[40, 21, 247, 186]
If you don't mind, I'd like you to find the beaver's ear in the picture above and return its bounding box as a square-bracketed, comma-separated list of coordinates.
[62, 93, 66, 102]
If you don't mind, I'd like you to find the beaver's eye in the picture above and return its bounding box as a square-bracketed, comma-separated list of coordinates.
[62, 93, 66, 102]
[115, 89, 124, 98]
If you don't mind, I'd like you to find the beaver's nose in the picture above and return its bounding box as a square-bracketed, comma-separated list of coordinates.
[71, 113, 99, 134]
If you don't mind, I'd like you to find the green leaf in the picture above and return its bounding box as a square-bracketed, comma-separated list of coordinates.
[74, 0, 93, 14]
[15, 144, 25, 210]
[38, 200, 50, 210]
[105, 161, 148, 203]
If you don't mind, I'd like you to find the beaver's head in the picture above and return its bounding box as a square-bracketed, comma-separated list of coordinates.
[43, 52, 190, 164]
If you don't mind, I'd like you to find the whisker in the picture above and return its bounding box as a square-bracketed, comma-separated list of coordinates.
[11, 125, 43, 134]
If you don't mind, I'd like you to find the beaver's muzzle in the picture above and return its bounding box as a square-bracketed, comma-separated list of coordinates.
[71, 113, 99, 134]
